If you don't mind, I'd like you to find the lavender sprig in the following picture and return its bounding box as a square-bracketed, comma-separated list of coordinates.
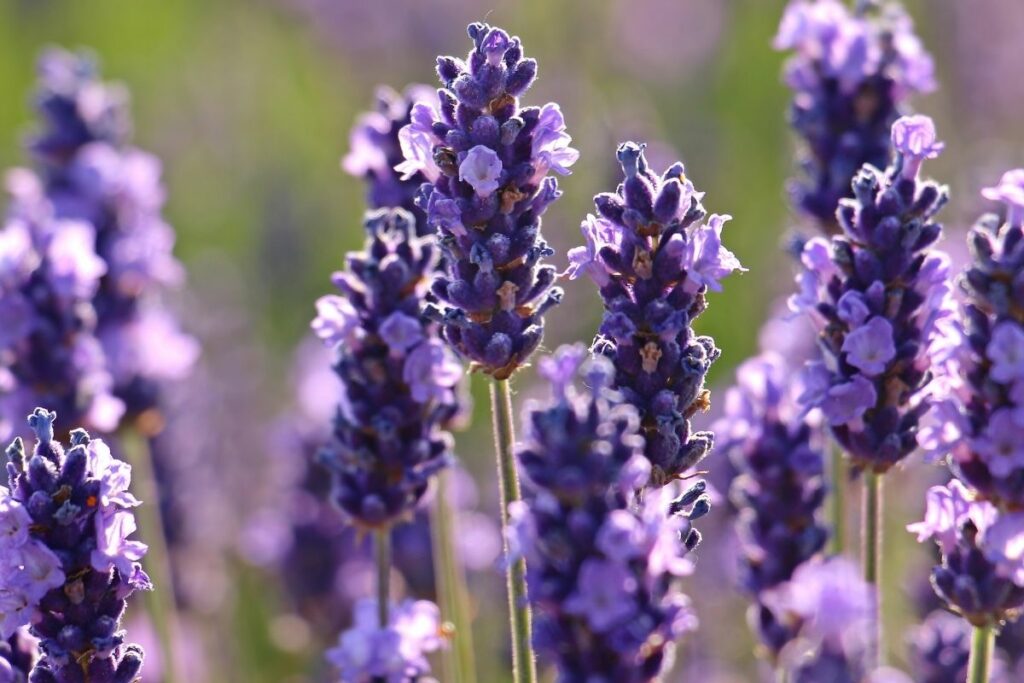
[774, 0, 936, 230]
[714, 352, 828, 658]
[0, 174, 122, 441]
[920, 171, 1024, 507]
[510, 345, 704, 682]
[312, 208, 460, 529]
[28, 48, 198, 429]
[567, 142, 743, 486]
[1, 409, 150, 682]
[402, 22, 578, 379]
[791, 114, 952, 474]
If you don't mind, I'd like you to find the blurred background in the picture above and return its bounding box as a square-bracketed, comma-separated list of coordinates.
[1, 0, 1022, 681]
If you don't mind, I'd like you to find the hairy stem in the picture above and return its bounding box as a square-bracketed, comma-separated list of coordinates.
[489, 378, 537, 683]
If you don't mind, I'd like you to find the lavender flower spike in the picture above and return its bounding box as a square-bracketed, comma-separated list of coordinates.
[510, 345, 705, 682]
[568, 142, 743, 486]
[714, 352, 828, 656]
[922, 170, 1024, 507]
[775, 0, 936, 229]
[28, 48, 198, 430]
[0, 174, 123, 441]
[791, 115, 953, 474]
[312, 209, 461, 528]
[402, 22, 579, 378]
[326, 597, 443, 683]
[1, 409, 149, 682]
[908, 480, 1024, 628]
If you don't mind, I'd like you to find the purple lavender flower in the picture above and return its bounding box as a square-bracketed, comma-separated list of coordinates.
[510, 345, 704, 681]
[775, 0, 936, 229]
[325, 597, 442, 683]
[27, 48, 197, 430]
[791, 115, 953, 473]
[2, 409, 149, 682]
[0, 174, 123, 442]
[401, 22, 579, 379]
[907, 609, 1014, 683]
[921, 170, 1024, 507]
[714, 352, 828, 656]
[343, 85, 438, 235]
[312, 209, 461, 528]
[763, 557, 876, 682]
[908, 480, 1024, 627]
[0, 629, 36, 682]
[567, 142, 743, 486]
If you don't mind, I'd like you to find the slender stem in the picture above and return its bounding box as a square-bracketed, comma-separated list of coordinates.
[489, 378, 537, 683]
[375, 528, 391, 628]
[968, 624, 994, 683]
[828, 442, 846, 555]
[431, 471, 478, 683]
[119, 430, 180, 683]
[862, 470, 883, 667]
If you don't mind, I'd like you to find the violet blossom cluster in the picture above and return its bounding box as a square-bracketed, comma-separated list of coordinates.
[28, 48, 197, 429]
[344, 86, 437, 235]
[400, 22, 578, 378]
[920, 171, 1024, 507]
[509, 345, 705, 682]
[1, 409, 150, 682]
[762, 557, 876, 682]
[774, 0, 936, 229]
[311, 208, 462, 528]
[0, 170, 121, 442]
[908, 480, 1024, 628]
[567, 142, 743, 486]
[791, 115, 954, 473]
[325, 597, 442, 683]
[714, 352, 828, 656]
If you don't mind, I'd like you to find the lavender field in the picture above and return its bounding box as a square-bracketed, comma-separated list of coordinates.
[1, 1, 1023, 682]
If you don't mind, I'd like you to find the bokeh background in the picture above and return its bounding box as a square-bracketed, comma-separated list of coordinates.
[1, 0, 1022, 681]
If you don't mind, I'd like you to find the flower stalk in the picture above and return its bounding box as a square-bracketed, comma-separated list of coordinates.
[967, 624, 994, 683]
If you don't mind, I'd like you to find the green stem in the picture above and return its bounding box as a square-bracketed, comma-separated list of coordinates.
[968, 624, 994, 683]
[431, 471, 478, 683]
[489, 378, 537, 683]
[119, 430, 180, 683]
[829, 442, 846, 555]
[862, 470, 883, 667]
[375, 528, 391, 628]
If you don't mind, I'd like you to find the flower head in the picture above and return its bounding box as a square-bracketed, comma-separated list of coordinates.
[891, 115, 944, 179]
[982, 169, 1024, 228]
[1, 409, 148, 680]
[405, 22, 577, 378]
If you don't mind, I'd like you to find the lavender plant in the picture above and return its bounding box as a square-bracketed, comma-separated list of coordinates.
[509, 346, 705, 682]
[920, 171, 1024, 508]
[1, 409, 150, 682]
[567, 142, 743, 487]
[763, 557, 876, 682]
[0, 174, 121, 442]
[774, 0, 936, 230]
[714, 352, 828, 659]
[399, 23, 578, 680]
[28, 49, 197, 430]
[909, 480, 1024, 681]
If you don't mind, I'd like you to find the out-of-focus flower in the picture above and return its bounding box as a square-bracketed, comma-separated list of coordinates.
[791, 116, 954, 474]
[325, 598, 442, 683]
[568, 142, 742, 486]
[907, 609, 1014, 683]
[511, 346, 704, 681]
[0, 629, 36, 682]
[775, 0, 935, 230]
[407, 22, 578, 379]
[1, 409, 148, 681]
